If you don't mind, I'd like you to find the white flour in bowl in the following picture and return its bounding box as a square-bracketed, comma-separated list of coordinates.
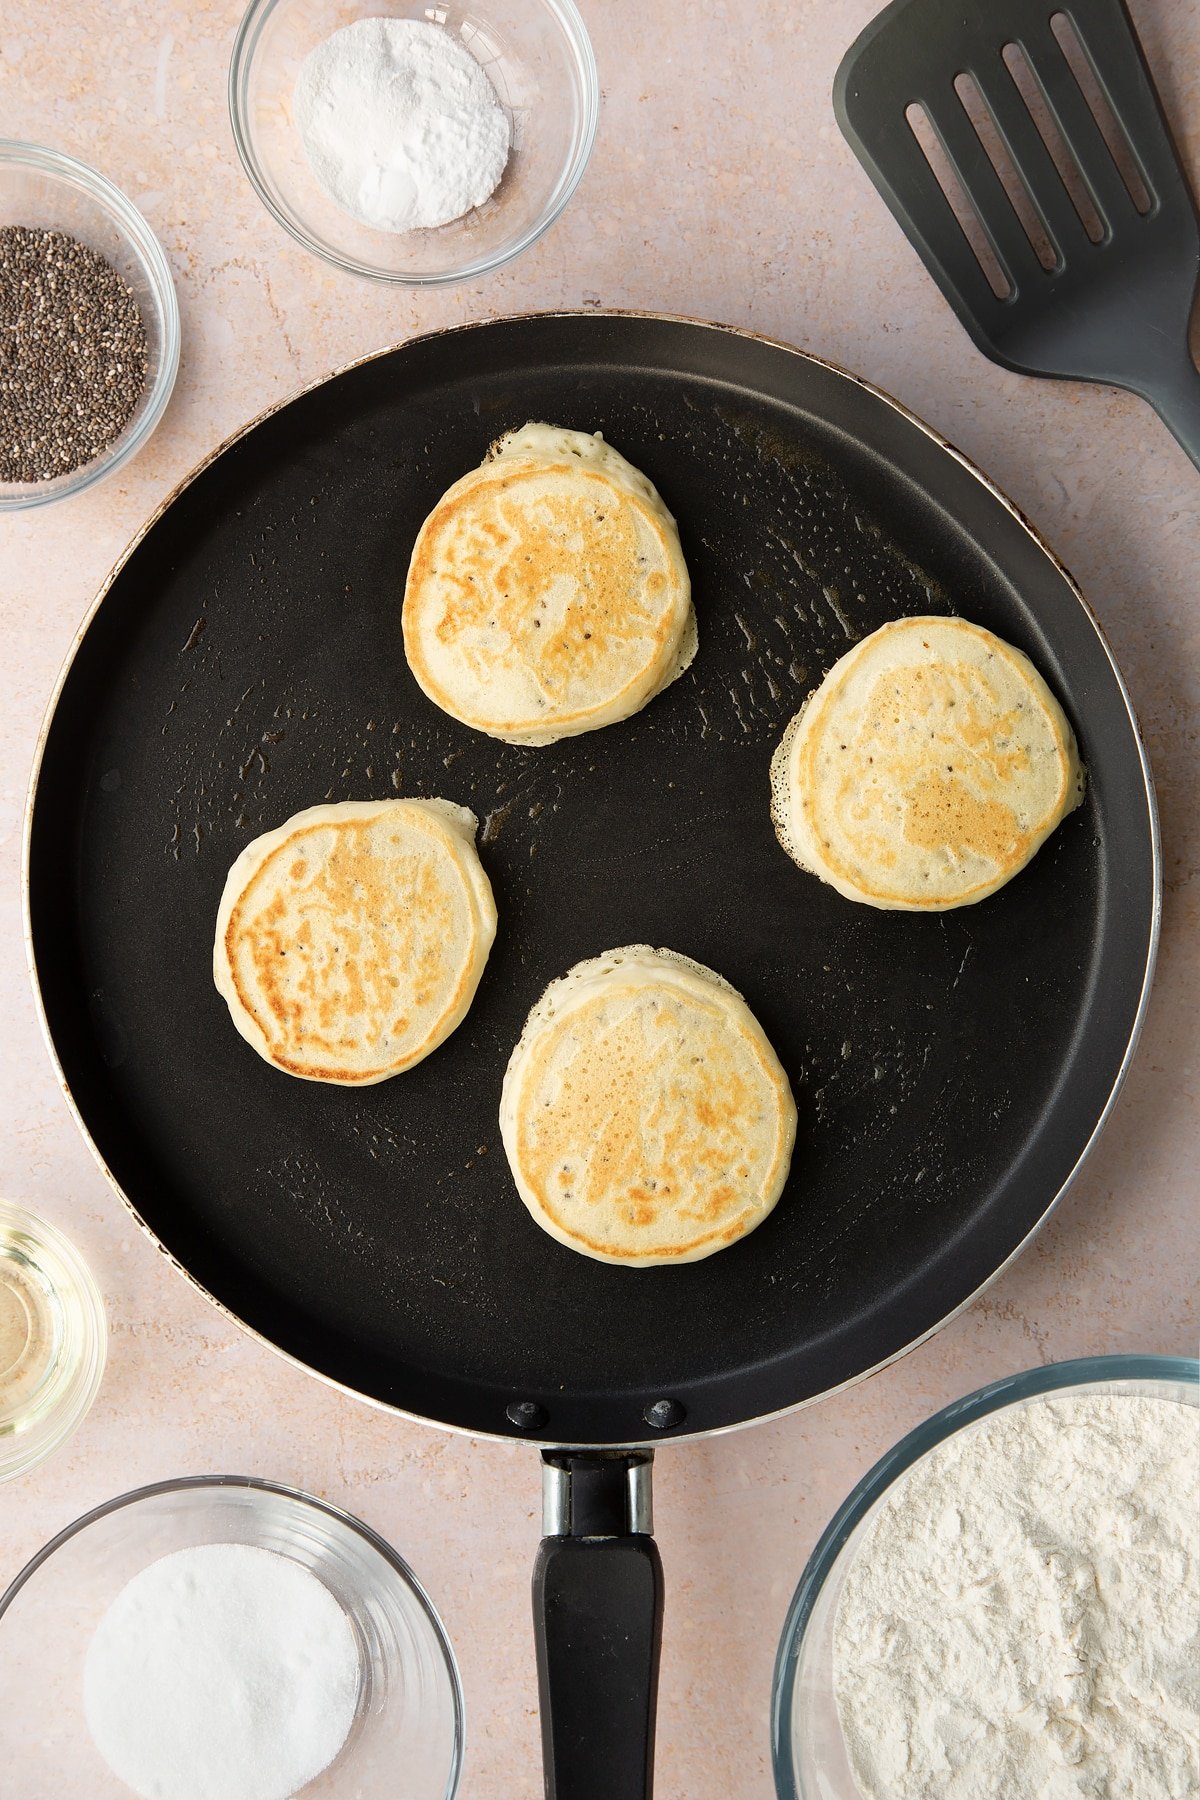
[833, 1391, 1200, 1799]
[293, 17, 510, 234]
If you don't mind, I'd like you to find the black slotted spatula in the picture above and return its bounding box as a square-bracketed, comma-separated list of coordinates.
[834, 0, 1200, 468]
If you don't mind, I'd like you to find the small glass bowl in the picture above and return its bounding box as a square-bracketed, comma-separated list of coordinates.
[0, 1475, 464, 1797]
[229, 0, 598, 284]
[0, 142, 180, 512]
[771, 1354, 1200, 1800]
[0, 1200, 107, 1482]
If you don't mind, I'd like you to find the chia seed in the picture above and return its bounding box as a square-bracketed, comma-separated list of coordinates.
[0, 225, 149, 484]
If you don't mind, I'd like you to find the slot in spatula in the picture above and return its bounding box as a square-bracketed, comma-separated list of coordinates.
[834, 0, 1200, 468]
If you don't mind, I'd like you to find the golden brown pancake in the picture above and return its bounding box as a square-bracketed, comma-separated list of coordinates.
[770, 616, 1086, 910]
[499, 946, 796, 1266]
[402, 424, 696, 744]
[213, 798, 496, 1083]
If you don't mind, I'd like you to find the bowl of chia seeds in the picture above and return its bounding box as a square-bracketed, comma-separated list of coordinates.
[0, 141, 180, 510]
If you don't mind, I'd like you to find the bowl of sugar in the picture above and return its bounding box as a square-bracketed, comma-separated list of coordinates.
[771, 1355, 1199, 1800]
[0, 1475, 464, 1800]
[229, 0, 598, 284]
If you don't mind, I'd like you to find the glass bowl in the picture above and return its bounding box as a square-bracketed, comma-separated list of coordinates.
[0, 1199, 107, 1482]
[771, 1354, 1200, 1800]
[229, 0, 598, 284]
[0, 1475, 464, 1798]
[0, 142, 180, 512]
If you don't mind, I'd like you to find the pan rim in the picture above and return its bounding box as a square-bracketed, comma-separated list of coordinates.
[21, 309, 1161, 1450]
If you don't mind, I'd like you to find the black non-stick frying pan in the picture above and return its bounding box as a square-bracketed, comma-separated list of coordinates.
[26, 313, 1157, 1798]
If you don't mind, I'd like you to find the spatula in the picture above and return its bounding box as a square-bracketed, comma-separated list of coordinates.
[834, 0, 1200, 469]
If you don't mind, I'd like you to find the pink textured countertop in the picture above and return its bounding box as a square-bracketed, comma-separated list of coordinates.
[2, 2, 1197, 1794]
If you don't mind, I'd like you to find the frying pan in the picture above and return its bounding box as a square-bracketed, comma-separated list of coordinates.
[25, 313, 1157, 1798]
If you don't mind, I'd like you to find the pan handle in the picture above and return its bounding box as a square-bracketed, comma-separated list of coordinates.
[533, 1449, 663, 1800]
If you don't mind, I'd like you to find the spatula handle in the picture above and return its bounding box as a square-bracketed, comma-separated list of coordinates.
[1134, 350, 1200, 474]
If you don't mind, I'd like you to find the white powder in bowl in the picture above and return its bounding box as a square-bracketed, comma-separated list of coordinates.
[293, 17, 510, 234]
[83, 1541, 360, 1800]
[833, 1392, 1200, 1800]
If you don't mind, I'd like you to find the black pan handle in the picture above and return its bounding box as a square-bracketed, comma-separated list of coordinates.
[533, 1449, 663, 1800]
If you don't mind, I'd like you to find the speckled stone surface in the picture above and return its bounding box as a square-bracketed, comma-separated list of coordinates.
[1, 2, 1197, 1794]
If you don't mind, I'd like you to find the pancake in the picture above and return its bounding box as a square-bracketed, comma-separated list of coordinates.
[214, 798, 496, 1083]
[499, 946, 796, 1266]
[770, 616, 1086, 911]
[402, 423, 697, 744]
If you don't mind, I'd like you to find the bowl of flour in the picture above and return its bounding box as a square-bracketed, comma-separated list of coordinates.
[771, 1355, 1200, 1800]
[229, 0, 597, 283]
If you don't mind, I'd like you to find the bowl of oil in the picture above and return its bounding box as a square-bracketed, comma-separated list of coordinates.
[0, 1199, 106, 1482]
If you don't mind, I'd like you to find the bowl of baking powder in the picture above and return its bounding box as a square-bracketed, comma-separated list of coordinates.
[771, 1354, 1200, 1800]
[0, 1474, 464, 1799]
[229, 0, 597, 284]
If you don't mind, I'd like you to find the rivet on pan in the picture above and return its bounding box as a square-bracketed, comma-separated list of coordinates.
[506, 1400, 548, 1431]
[643, 1398, 686, 1431]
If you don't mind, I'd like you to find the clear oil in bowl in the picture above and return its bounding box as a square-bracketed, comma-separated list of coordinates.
[0, 1201, 106, 1481]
